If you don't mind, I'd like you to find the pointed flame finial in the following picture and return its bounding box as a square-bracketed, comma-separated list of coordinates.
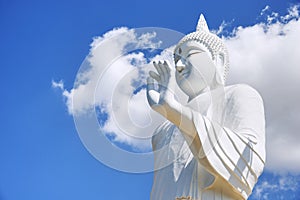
[196, 14, 209, 32]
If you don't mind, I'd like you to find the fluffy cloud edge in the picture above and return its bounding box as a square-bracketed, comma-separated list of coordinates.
[53, 4, 300, 173]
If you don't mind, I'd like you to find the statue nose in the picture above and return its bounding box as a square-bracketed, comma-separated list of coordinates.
[176, 60, 185, 73]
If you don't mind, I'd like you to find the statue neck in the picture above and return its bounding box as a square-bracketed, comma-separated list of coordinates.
[187, 87, 209, 102]
[187, 75, 223, 103]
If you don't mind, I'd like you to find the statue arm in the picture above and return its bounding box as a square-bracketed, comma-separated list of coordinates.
[146, 60, 265, 179]
[147, 61, 223, 170]
[190, 84, 265, 198]
[147, 63, 265, 197]
[146, 61, 201, 152]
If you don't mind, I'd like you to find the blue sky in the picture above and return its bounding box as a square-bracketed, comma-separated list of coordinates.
[1, 0, 300, 199]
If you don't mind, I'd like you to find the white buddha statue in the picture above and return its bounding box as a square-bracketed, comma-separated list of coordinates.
[147, 14, 265, 200]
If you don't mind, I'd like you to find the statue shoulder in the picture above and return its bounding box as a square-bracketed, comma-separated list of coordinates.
[225, 84, 264, 103]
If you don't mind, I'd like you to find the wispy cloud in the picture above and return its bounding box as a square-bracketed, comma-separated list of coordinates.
[211, 19, 235, 36]
[260, 5, 270, 16]
[51, 79, 64, 90]
[252, 173, 299, 199]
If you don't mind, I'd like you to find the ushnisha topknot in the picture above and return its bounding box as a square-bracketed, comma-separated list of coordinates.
[174, 14, 229, 83]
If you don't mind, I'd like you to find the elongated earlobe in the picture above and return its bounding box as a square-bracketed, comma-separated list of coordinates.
[214, 54, 225, 85]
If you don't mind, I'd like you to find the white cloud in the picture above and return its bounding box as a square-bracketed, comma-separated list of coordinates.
[254, 180, 277, 199]
[260, 5, 270, 16]
[212, 19, 235, 35]
[57, 27, 176, 150]
[51, 79, 64, 90]
[94, 52, 160, 149]
[253, 174, 299, 199]
[56, 4, 300, 172]
[224, 5, 300, 173]
[281, 5, 300, 22]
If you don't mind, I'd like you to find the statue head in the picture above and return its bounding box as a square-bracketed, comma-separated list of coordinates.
[174, 14, 229, 100]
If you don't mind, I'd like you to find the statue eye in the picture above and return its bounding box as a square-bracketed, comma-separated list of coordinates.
[187, 50, 204, 58]
[187, 51, 201, 58]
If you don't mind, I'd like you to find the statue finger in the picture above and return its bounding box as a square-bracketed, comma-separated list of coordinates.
[164, 60, 171, 74]
[161, 60, 169, 75]
[160, 61, 169, 82]
[146, 77, 155, 91]
[149, 71, 161, 82]
[157, 60, 167, 82]
[153, 61, 163, 77]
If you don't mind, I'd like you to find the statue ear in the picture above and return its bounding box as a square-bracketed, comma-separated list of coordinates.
[214, 53, 225, 85]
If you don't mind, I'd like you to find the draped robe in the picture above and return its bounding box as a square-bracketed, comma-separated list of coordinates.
[151, 84, 266, 200]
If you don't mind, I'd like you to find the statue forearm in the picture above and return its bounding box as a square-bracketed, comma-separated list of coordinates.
[171, 104, 225, 178]
[156, 101, 209, 163]
[154, 100, 195, 136]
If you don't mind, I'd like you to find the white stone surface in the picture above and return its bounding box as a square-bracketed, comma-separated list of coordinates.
[147, 15, 265, 200]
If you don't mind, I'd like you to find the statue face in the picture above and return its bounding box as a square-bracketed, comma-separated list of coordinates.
[174, 41, 216, 99]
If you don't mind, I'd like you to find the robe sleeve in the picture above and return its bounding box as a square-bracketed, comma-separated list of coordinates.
[192, 84, 266, 199]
